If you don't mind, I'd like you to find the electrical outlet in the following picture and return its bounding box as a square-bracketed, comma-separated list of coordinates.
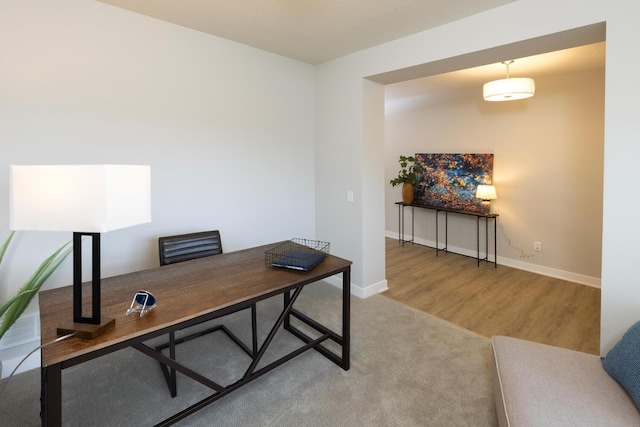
[534, 241, 542, 251]
[347, 190, 354, 202]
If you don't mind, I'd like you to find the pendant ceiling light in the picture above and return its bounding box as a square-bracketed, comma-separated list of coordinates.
[483, 60, 535, 102]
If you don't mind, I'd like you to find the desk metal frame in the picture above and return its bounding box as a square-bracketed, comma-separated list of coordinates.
[396, 202, 498, 267]
[39, 242, 351, 426]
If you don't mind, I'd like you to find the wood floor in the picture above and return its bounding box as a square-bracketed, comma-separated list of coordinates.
[382, 237, 601, 355]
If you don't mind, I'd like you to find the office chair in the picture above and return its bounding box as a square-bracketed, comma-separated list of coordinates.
[159, 230, 223, 266]
[156, 230, 258, 397]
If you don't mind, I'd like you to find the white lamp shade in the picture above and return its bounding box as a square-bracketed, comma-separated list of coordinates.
[10, 165, 151, 233]
[475, 185, 497, 200]
[483, 77, 535, 101]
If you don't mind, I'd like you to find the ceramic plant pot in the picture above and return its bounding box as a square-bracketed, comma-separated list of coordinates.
[402, 183, 414, 204]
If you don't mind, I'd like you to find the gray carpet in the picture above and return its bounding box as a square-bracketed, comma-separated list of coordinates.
[0, 282, 497, 426]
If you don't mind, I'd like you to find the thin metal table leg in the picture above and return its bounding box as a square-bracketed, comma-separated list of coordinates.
[411, 205, 414, 244]
[445, 211, 448, 252]
[435, 210, 439, 255]
[485, 217, 489, 265]
[494, 217, 498, 268]
[398, 203, 402, 245]
[477, 216, 480, 267]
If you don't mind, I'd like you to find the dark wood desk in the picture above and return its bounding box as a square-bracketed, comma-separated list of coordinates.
[39, 242, 352, 426]
[396, 202, 498, 267]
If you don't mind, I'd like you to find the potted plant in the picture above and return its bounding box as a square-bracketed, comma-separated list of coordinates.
[390, 155, 422, 204]
[0, 231, 71, 376]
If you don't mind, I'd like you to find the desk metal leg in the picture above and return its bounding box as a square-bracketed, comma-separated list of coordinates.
[156, 307, 257, 396]
[342, 267, 351, 370]
[251, 304, 258, 354]
[149, 270, 347, 427]
[169, 332, 176, 397]
[243, 286, 301, 379]
[41, 364, 62, 427]
[284, 290, 291, 327]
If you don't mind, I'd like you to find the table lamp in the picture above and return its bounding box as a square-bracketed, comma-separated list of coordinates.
[476, 184, 497, 214]
[9, 165, 151, 339]
[475, 184, 497, 201]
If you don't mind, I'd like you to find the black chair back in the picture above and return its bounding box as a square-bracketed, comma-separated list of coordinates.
[158, 230, 222, 266]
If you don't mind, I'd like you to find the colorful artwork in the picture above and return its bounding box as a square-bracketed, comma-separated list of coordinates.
[414, 153, 494, 213]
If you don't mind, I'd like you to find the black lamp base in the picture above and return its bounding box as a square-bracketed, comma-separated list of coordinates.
[62, 232, 114, 340]
[57, 317, 115, 340]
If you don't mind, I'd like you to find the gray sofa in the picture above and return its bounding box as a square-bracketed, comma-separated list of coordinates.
[491, 336, 640, 426]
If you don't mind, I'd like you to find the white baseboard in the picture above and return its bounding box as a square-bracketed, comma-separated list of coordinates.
[323, 275, 388, 298]
[385, 231, 601, 288]
[497, 256, 601, 288]
[352, 279, 388, 298]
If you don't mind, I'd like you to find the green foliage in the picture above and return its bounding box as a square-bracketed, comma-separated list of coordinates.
[390, 155, 423, 187]
[0, 231, 72, 342]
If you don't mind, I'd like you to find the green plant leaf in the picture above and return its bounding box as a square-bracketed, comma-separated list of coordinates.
[0, 290, 35, 320]
[0, 235, 72, 341]
[0, 230, 15, 268]
[391, 154, 422, 187]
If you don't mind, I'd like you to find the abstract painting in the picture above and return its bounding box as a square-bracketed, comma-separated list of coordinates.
[414, 153, 494, 213]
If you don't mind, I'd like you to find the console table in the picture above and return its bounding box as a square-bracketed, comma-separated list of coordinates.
[39, 242, 351, 426]
[396, 202, 498, 267]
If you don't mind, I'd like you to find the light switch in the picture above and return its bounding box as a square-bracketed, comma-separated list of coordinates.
[347, 190, 354, 202]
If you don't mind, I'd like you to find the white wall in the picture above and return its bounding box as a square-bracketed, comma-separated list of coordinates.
[384, 69, 605, 286]
[0, 0, 316, 315]
[1, 0, 636, 362]
[316, 0, 639, 354]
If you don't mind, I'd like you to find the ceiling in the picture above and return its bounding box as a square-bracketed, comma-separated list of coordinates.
[97, 0, 605, 96]
[97, 0, 516, 64]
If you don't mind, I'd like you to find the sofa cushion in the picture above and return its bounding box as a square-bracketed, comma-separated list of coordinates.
[602, 321, 640, 410]
[492, 336, 640, 427]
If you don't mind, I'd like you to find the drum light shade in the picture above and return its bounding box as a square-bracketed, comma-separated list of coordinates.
[483, 77, 535, 101]
[10, 165, 151, 232]
[483, 60, 535, 102]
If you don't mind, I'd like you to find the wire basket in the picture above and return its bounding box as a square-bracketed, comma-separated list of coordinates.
[265, 238, 330, 272]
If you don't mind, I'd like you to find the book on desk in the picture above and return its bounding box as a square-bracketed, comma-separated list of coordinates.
[271, 251, 326, 272]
